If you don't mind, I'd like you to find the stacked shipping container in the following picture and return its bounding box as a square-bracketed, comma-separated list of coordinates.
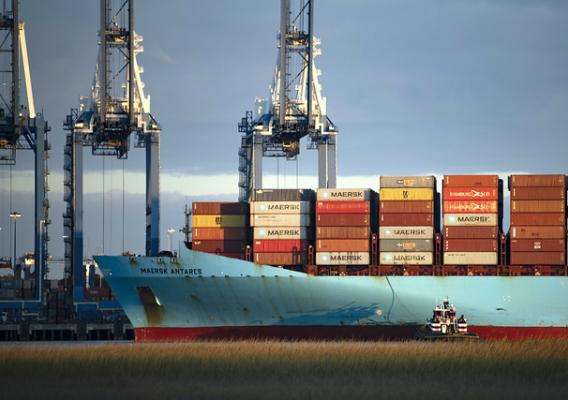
[315, 188, 377, 265]
[443, 175, 502, 265]
[509, 175, 567, 265]
[251, 189, 315, 265]
[379, 176, 437, 265]
[191, 202, 250, 259]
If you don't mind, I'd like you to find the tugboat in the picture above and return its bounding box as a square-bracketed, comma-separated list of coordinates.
[416, 299, 480, 341]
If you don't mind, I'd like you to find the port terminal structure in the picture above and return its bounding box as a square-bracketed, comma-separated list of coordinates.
[238, 0, 337, 202]
[63, 0, 161, 303]
[0, 0, 50, 306]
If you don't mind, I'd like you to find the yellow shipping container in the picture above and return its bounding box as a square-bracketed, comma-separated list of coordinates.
[379, 188, 433, 201]
[192, 215, 247, 228]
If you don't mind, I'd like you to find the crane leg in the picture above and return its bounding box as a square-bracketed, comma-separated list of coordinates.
[73, 130, 85, 302]
[33, 115, 45, 301]
[253, 137, 263, 190]
[146, 131, 160, 256]
[318, 136, 336, 188]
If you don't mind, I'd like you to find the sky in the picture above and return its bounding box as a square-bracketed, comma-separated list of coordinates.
[0, 0, 567, 260]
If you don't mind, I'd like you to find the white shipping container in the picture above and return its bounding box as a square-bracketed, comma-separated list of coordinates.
[317, 188, 373, 201]
[379, 226, 434, 239]
[379, 176, 436, 189]
[443, 213, 498, 226]
[251, 201, 312, 214]
[380, 252, 433, 265]
[316, 252, 370, 265]
[253, 227, 311, 240]
[251, 214, 312, 227]
[443, 252, 498, 265]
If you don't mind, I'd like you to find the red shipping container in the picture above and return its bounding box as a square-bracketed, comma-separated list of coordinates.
[317, 214, 370, 227]
[316, 239, 369, 252]
[510, 252, 565, 266]
[443, 226, 499, 239]
[511, 187, 565, 200]
[444, 175, 499, 188]
[253, 240, 308, 253]
[193, 240, 247, 253]
[443, 201, 498, 214]
[510, 239, 565, 252]
[510, 175, 565, 188]
[510, 226, 565, 239]
[443, 187, 499, 201]
[380, 214, 433, 227]
[316, 226, 370, 239]
[379, 201, 433, 214]
[444, 239, 498, 252]
[192, 202, 249, 215]
[316, 201, 370, 214]
[192, 228, 250, 241]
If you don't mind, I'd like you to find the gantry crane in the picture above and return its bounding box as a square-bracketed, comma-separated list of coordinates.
[238, 0, 337, 202]
[63, 0, 160, 302]
[0, 0, 50, 302]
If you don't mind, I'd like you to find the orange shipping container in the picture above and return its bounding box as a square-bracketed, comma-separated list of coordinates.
[316, 239, 369, 252]
[192, 202, 249, 215]
[510, 252, 565, 266]
[380, 213, 433, 227]
[254, 252, 308, 266]
[510, 226, 565, 239]
[316, 226, 370, 239]
[510, 213, 566, 227]
[443, 201, 498, 214]
[443, 187, 499, 201]
[510, 175, 565, 188]
[192, 228, 250, 241]
[316, 214, 370, 227]
[379, 201, 433, 214]
[444, 175, 499, 188]
[510, 239, 565, 252]
[511, 200, 565, 213]
[510, 187, 565, 200]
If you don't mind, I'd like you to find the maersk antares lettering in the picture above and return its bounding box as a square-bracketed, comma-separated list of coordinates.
[140, 267, 203, 276]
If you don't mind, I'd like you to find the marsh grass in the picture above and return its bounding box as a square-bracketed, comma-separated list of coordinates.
[2, 340, 568, 399]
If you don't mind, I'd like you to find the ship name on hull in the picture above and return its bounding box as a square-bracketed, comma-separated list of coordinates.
[140, 267, 203, 276]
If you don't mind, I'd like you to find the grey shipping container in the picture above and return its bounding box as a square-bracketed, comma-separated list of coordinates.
[251, 189, 316, 202]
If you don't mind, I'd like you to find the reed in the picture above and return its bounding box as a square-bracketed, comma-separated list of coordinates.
[1, 340, 568, 399]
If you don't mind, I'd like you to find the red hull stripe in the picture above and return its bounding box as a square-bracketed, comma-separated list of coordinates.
[135, 325, 568, 342]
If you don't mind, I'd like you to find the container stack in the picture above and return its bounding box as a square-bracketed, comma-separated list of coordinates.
[315, 188, 377, 266]
[191, 202, 250, 259]
[251, 189, 315, 266]
[509, 175, 566, 265]
[379, 176, 437, 265]
[443, 175, 501, 265]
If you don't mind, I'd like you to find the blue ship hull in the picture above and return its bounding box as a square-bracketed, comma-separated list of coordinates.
[94, 245, 568, 341]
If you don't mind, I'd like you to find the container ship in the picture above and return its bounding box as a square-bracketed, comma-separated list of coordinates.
[94, 174, 568, 341]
